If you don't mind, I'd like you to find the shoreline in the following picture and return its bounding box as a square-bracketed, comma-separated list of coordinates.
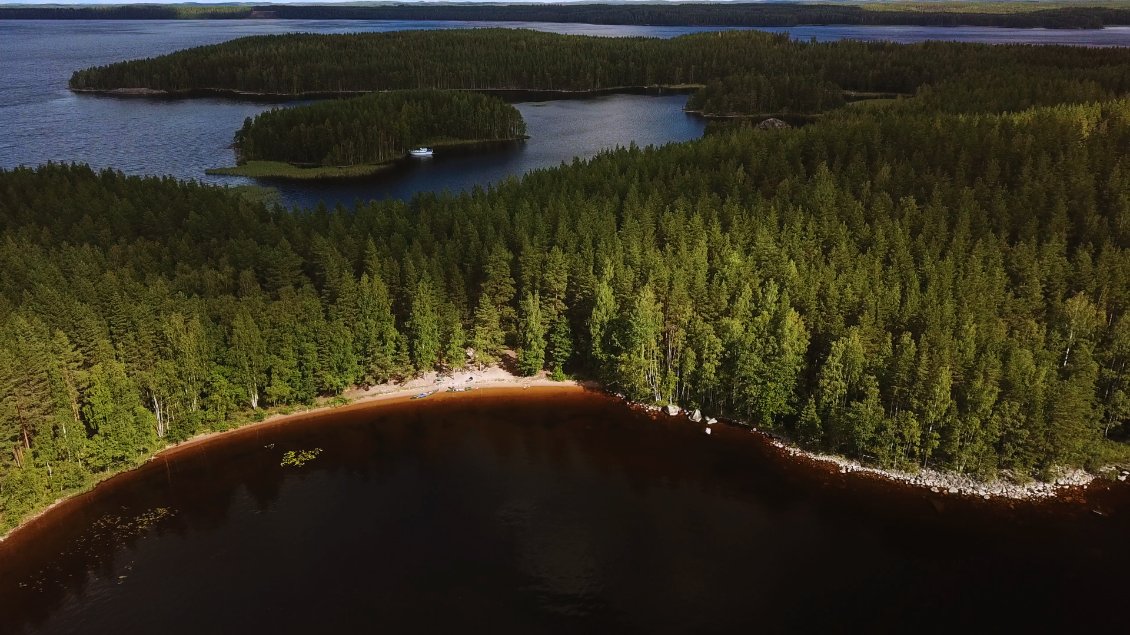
[206, 160, 397, 181]
[69, 85, 704, 103]
[1, 367, 1119, 544]
[685, 109, 824, 124]
[208, 137, 528, 181]
[622, 399, 1109, 501]
[0, 367, 583, 545]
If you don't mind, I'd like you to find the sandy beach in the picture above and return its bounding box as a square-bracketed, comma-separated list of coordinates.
[0, 366, 582, 544]
[2, 363, 1117, 545]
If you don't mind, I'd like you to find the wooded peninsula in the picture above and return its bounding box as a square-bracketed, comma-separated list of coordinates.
[68, 29, 1130, 116]
[2, 27, 1130, 534]
[208, 90, 527, 179]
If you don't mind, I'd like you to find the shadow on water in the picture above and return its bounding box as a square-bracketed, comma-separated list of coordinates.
[264, 94, 705, 209]
[254, 139, 529, 196]
[1, 389, 1127, 634]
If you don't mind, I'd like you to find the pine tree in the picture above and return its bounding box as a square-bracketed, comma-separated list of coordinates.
[518, 292, 546, 376]
[356, 273, 400, 384]
[548, 316, 573, 381]
[588, 274, 617, 368]
[443, 305, 468, 372]
[408, 279, 441, 373]
[316, 319, 357, 394]
[471, 295, 504, 368]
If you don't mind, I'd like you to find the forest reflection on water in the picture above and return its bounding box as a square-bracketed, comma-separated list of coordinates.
[1, 389, 1127, 634]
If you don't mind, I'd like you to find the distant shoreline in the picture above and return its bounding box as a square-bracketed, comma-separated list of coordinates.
[2, 3, 1126, 30]
[69, 85, 705, 103]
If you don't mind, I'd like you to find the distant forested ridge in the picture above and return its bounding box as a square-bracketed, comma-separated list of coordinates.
[3, 91, 1130, 530]
[686, 72, 846, 116]
[5, 2, 1130, 28]
[69, 29, 1130, 113]
[232, 90, 526, 167]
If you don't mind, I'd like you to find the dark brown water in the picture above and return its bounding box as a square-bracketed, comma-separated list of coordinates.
[1, 388, 1127, 634]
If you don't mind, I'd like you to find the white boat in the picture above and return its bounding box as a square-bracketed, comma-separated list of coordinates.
[408, 147, 434, 157]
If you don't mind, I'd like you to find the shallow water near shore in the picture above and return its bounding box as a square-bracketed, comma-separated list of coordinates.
[1, 389, 1127, 634]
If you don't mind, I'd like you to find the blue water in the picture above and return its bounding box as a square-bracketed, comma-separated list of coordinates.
[1, 19, 1127, 209]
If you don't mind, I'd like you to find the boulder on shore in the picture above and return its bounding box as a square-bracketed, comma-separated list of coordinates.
[663, 404, 681, 416]
[756, 117, 791, 130]
[690, 409, 703, 423]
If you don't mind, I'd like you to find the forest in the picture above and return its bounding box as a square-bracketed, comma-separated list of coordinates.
[227, 90, 526, 170]
[3, 87, 1130, 532]
[69, 29, 1130, 112]
[686, 72, 845, 116]
[3, 27, 1129, 534]
[5, 2, 1130, 29]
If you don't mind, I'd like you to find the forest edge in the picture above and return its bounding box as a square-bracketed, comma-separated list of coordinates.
[1, 364, 1113, 546]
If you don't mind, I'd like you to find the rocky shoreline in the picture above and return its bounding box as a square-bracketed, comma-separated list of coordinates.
[2, 371, 1121, 544]
[625, 397, 1114, 501]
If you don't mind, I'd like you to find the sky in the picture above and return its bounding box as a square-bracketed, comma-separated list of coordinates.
[7, 0, 779, 4]
[7, 1, 736, 4]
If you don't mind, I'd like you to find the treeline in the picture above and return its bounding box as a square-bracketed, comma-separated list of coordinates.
[69, 29, 1130, 106]
[0, 5, 246, 20]
[6, 3, 1130, 29]
[3, 95, 1130, 530]
[906, 66, 1129, 114]
[234, 90, 526, 167]
[687, 72, 845, 116]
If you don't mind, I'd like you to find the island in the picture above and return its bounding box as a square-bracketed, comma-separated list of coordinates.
[206, 89, 527, 180]
[68, 29, 1130, 121]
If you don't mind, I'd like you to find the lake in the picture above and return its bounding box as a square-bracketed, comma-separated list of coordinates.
[2, 20, 1128, 208]
[1, 19, 1129, 633]
[1, 389, 1127, 634]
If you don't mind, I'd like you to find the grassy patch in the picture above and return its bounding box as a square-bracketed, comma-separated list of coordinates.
[206, 160, 394, 181]
[847, 98, 901, 110]
[228, 184, 281, 206]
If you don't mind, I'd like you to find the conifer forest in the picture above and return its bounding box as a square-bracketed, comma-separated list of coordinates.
[2, 27, 1129, 532]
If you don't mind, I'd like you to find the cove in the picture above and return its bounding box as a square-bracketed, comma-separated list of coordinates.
[4, 20, 1128, 210]
[1, 388, 1127, 634]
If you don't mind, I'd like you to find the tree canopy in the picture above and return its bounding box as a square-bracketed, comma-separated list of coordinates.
[233, 89, 526, 167]
[70, 29, 1130, 104]
[4, 29, 1130, 533]
[4, 93, 1130, 530]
